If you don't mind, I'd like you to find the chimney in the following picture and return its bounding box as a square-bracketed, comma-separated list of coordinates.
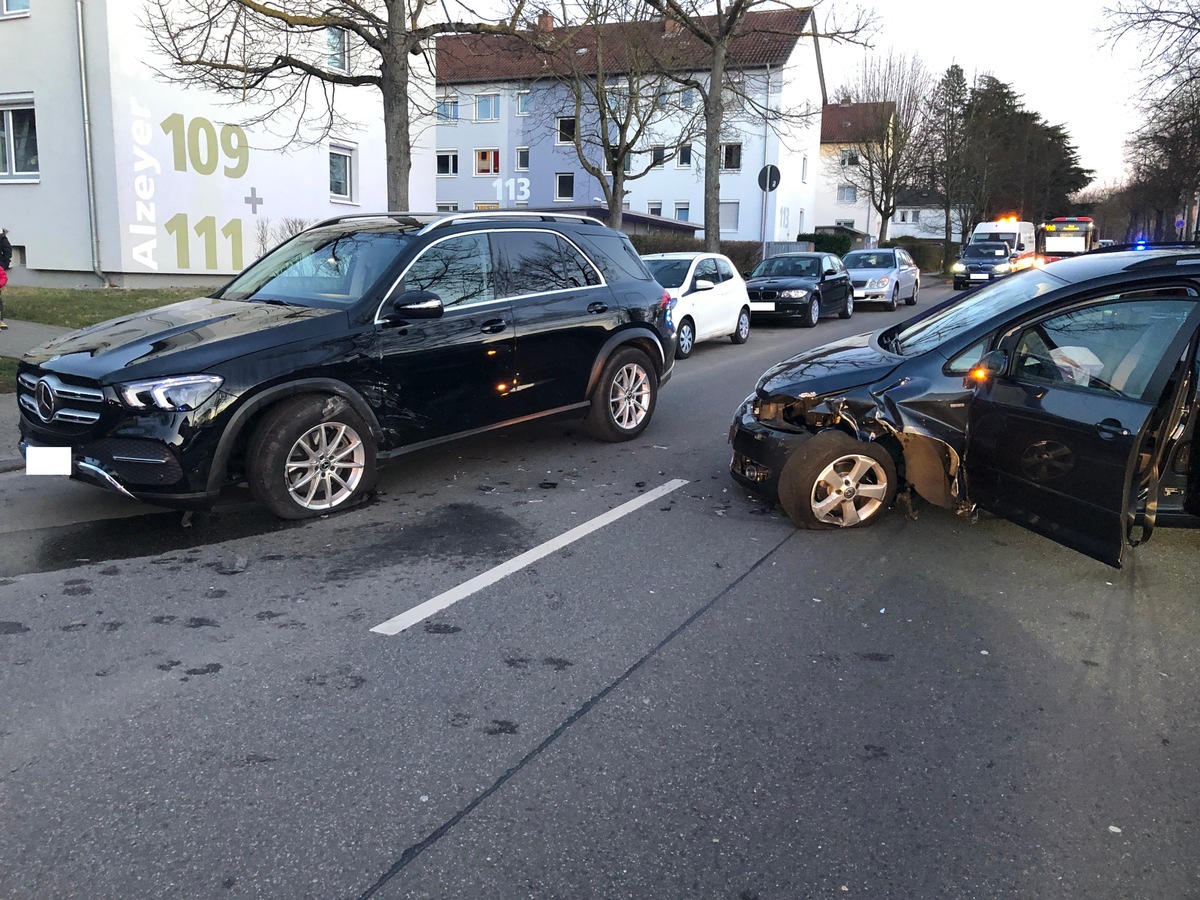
[537, 10, 554, 32]
[664, 16, 680, 34]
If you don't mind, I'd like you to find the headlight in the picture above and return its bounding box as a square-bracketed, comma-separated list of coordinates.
[992, 263, 1011, 273]
[120, 374, 224, 411]
[866, 276, 890, 289]
[951, 262, 965, 273]
[778, 289, 809, 299]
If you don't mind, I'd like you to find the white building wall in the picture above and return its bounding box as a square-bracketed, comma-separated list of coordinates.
[0, 0, 429, 286]
[813, 143, 876, 236]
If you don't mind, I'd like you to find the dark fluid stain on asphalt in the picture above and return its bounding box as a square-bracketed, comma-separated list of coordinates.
[184, 663, 222, 676]
[321, 503, 530, 583]
[504, 656, 532, 669]
[0, 621, 31, 635]
[255, 610, 283, 621]
[206, 589, 228, 599]
[859, 652, 894, 662]
[0, 504, 303, 578]
[223, 877, 237, 890]
[238, 754, 275, 767]
[485, 719, 519, 736]
[157, 659, 182, 671]
[100, 621, 122, 632]
[61, 622, 87, 632]
[63, 585, 93, 596]
[184, 617, 219, 629]
[862, 744, 889, 760]
[151, 615, 177, 625]
[449, 712, 471, 728]
[424, 622, 461, 634]
[542, 656, 573, 671]
[1082, 659, 1101, 667]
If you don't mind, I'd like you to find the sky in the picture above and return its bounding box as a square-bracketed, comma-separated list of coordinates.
[818, 0, 1149, 189]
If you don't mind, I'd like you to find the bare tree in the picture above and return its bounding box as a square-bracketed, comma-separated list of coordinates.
[142, 0, 527, 209]
[1104, 1, 1200, 96]
[825, 51, 930, 243]
[627, 0, 873, 250]
[520, 3, 706, 229]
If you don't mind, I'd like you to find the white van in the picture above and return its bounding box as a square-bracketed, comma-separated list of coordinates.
[970, 219, 1036, 270]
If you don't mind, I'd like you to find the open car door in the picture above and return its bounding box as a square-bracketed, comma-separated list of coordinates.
[965, 296, 1200, 567]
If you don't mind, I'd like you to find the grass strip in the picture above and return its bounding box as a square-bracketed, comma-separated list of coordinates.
[4, 285, 215, 330]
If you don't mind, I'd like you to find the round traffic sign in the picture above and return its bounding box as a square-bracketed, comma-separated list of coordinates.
[1176, 217, 1186, 230]
[758, 164, 781, 193]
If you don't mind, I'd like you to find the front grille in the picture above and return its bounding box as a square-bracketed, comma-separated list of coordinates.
[17, 369, 108, 436]
[851, 279, 868, 288]
[749, 289, 779, 301]
[88, 438, 183, 486]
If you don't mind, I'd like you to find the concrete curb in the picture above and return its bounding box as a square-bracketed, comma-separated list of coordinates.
[0, 457, 23, 474]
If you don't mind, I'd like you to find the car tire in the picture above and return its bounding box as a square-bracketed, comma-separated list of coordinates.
[584, 346, 658, 442]
[730, 307, 750, 344]
[906, 280, 919, 306]
[676, 317, 695, 360]
[247, 394, 377, 520]
[884, 284, 898, 312]
[800, 295, 820, 328]
[777, 430, 896, 530]
[839, 293, 854, 319]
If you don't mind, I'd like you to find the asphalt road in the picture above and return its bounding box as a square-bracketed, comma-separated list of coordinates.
[2, 284, 1198, 899]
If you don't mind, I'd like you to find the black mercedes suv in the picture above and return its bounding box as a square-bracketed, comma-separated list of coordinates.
[17, 212, 675, 518]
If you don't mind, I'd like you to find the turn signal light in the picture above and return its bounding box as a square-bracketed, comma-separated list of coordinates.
[968, 365, 990, 382]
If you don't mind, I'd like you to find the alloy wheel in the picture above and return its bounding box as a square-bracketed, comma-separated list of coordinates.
[809, 453, 890, 526]
[284, 422, 367, 510]
[608, 362, 651, 430]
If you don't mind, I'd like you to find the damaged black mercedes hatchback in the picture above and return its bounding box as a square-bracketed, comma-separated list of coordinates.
[730, 247, 1200, 566]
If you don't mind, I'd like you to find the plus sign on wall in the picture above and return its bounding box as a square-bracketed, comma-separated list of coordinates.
[244, 187, 264, 214]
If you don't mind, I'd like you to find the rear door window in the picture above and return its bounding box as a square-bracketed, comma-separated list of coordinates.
[493, 231, 602, 297]
[400, 233, 495, 308]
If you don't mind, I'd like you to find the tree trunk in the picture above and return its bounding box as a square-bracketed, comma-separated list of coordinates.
[702, 49, 727, 252]
[609, 170, 625, 231]
[381, 45, 411, 211]
[942, 197, 953, 273]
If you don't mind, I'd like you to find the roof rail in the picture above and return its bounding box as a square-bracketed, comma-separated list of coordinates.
[421, 211, 607, 232]
[309, 211, 437, 229]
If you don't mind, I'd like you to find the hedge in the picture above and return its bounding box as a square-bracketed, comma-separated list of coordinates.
[627, 234, 765, 274]
[881, 236, 959, 273]
[795, 232, 852, 257]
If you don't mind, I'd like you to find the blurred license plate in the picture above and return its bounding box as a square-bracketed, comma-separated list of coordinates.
[969, 274, 988, 281]
[26, 445, 72, 475]
[853, 290, 866, 298]
[752, 302, 776, 311]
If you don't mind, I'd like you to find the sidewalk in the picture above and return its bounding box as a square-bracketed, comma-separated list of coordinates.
[1, 319, 72, 473]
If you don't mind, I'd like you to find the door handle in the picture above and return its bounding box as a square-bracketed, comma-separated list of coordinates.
[480, 319, 507, 334]
[587, 302, 609, 314]
[1095, 418, 1131, 440]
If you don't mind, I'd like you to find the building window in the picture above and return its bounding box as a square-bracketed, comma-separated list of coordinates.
[437, 95, 459, 123]
[836, 184, 857, 204]
[475, 94, 500, 121]
[681, 87, 696, 109]
[475, 202, 500, 210]
[555, 172, 574, 201]
[3, 0, 31, 13]
[835, 218, 855, 228]
[0, 107, 38, 177]
[802, 155, 808, 183]
[911, 209, 921, 223]
[840, 148, 859, 167]
[516, 91, 531, 116]
[676, 144, 692, 168]
[647, 202, 663, 216]
[719, 201, 739, 231]
[329, 146, 354, 200]
[603, 149, 631, 174]
[475, 149, 500, 175]
[556, 117, 576, 144]
[720, 143, 741, 171]
[327, 27, 349, 71]
[436, 202, 459, 212]
[515, 147, 530, 171]
[651, 146, 666, 168]
[436, 150, 458, 176]
[674, 202, 689, 222]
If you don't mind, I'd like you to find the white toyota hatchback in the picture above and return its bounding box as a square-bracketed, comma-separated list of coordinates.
[641, 252, 752, 359]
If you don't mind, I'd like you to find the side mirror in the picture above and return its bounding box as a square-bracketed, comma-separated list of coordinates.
[823, 268, 837, 278]
[965, 349, 1008, 387]
[385, 289, 444, 322]
[691, 278, 715, 292]
[1016, 243, 1026, 252]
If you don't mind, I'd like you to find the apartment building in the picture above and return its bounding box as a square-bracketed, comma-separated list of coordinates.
[433, 10, 825, 243]
[0, 1, 433, 286]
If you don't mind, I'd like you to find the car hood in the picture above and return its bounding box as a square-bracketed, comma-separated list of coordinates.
[756, 330, 902, 398]
[22, 296, 344, 382]
[845, 267, 897, 279]
[744, 275, 819, 291]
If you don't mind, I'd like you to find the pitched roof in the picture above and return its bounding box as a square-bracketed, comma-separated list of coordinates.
[820, 101, 894, 144]
[436, 9, 812, 86]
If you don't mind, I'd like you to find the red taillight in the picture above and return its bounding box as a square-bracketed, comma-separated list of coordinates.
[659, 289, 672, 311]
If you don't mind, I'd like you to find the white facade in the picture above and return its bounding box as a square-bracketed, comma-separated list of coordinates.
[0, 1, 432, 286]
[814, 144, 876, 237]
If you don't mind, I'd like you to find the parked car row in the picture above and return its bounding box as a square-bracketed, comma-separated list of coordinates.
[20, 213, 1192, 567]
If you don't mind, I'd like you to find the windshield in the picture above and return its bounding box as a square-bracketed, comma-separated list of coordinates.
[842, 252, 893, 269]
[751, 256, 820, 278]
[221, 228, 415, 307]
[891, 269, 1066, 357]
[644, 258, 692, 289]
[975, 231, 1017, 247]
[964, 243, 1010, 259]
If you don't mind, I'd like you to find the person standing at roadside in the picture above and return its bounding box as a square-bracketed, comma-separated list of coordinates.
[0, 227, 10, 330]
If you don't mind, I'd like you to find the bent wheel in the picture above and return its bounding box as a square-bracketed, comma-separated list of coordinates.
[584, 346, 657, 442]
[248, 395, 377, 519]
[777, 431, 897, 529]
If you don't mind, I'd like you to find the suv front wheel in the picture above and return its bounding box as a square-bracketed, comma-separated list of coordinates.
[585, 346, 658, 441]
[247, 394, 378, 519]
